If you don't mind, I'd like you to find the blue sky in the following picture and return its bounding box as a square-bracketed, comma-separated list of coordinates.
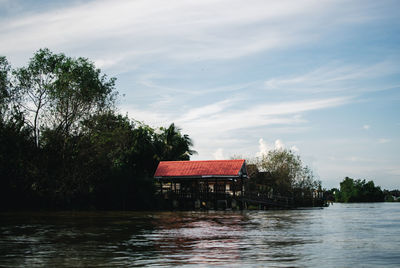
[1, 0, 399, 189]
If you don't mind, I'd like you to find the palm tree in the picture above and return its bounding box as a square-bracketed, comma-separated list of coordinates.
[155, 123, 196, 161]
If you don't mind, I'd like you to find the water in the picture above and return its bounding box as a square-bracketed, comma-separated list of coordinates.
[1, 203, 399, 267]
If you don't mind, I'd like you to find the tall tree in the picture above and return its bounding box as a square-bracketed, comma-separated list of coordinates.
[12, 49, 59, 145]
[0, 56, 11, 119]
[50, 55, 116, 136]
[12, 48, 117, 146]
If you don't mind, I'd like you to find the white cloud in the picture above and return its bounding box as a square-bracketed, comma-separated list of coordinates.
[119, 105, 171, 127]
[256, 138, 271, 157]
[179, 99, 237, 122]
[264, 61, 400, 94]
[256, 138, 300, 157]
[174, 97, 351, 144]
[213, 148, 225, 160]
[363, 124, 370, 130]
[274, 139, 285, 150]
[290, 145, 300, 153]
[0, 0, 384, 68]
[121, 96, 349, 159]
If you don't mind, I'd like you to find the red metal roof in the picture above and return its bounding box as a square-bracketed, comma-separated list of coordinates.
[154, 159, 246, 178]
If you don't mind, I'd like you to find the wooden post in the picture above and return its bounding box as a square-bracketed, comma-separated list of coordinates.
[240, 176, 244, 210]
[233, 179, 236, 197]
[232, 179, 236, 210]
[192, 181, 195, 209]
[159, 179, 164, 209]
[214, 177, 218, 209]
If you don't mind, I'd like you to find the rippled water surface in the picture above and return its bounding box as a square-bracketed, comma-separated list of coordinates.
[1, 203, 400, 267]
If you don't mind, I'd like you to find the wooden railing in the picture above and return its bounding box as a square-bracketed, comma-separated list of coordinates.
[242, 192, 295, 208]
[160, 189, 326, 208]
[161, 190, 236, 200]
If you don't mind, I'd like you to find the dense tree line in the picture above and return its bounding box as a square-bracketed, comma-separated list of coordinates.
[329, 177, 385, 203]
[0, 49, 195, 211]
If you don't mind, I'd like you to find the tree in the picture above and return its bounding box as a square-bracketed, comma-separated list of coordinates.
[78, 112, 159, 209]
[295, 165, 320, 191]
[337, 177, 356, 202]
[129, 122, 160, 177]
[49, 55, 116, 136]
[335, 177, 384, 202]
[0, 112, 38, 210]
[259, 149, 302, 194]
[251, 149, 320, 197]
[0, 49, 198, 210]
[80, 111, 141, 178]
[154, 123, 197, 161]
[12, 48, 117, 146]
[12, 49, 59, 145]
[0, 56, 11, 119]
[0, 56, 10, 101]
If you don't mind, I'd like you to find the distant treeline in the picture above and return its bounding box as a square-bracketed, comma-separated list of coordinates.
[325, 177, 399, 203]
[0, 49, 196, 211]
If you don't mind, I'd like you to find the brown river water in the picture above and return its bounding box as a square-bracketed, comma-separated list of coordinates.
[1, 203, 399, 267]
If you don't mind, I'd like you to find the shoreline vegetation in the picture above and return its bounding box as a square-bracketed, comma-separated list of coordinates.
[325, 177, 400, 203]
[1, 49, 193, 211]
[1, 49, 398, 211]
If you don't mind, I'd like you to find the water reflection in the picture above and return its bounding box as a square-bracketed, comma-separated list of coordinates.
[1, 204, 400, 267]
[124, 211, 312, 266]
[145, 212, 246, 266]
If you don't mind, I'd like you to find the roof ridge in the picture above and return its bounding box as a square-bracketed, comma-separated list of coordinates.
[159, 159, 245, 163]
[154, 159, 246, 177]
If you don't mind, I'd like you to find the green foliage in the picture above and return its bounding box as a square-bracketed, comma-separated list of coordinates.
[259, 149, 302, 194]
[49, 54, 117, 135]
[12, 48, 117, 145]
[0, 56, 10, 102]
[334, 177, 384, 202]
[0, 56, 11, 119]
[154, 123, 197, 161]
[247, 149, 321, 201]
[0, 49, 196, 211]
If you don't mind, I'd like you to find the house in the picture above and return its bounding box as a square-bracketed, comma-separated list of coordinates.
[154, 159, 248, 210]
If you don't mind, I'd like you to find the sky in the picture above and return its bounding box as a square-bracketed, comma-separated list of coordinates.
[1, 0, 399, 189]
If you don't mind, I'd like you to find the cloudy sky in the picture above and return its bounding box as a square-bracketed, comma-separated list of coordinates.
[1, 0, 399, 189]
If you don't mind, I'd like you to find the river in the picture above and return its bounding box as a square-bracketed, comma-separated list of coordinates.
[1, 203, 399, 267]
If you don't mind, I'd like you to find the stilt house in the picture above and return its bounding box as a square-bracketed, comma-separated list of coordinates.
[154, 159, 248, 209]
